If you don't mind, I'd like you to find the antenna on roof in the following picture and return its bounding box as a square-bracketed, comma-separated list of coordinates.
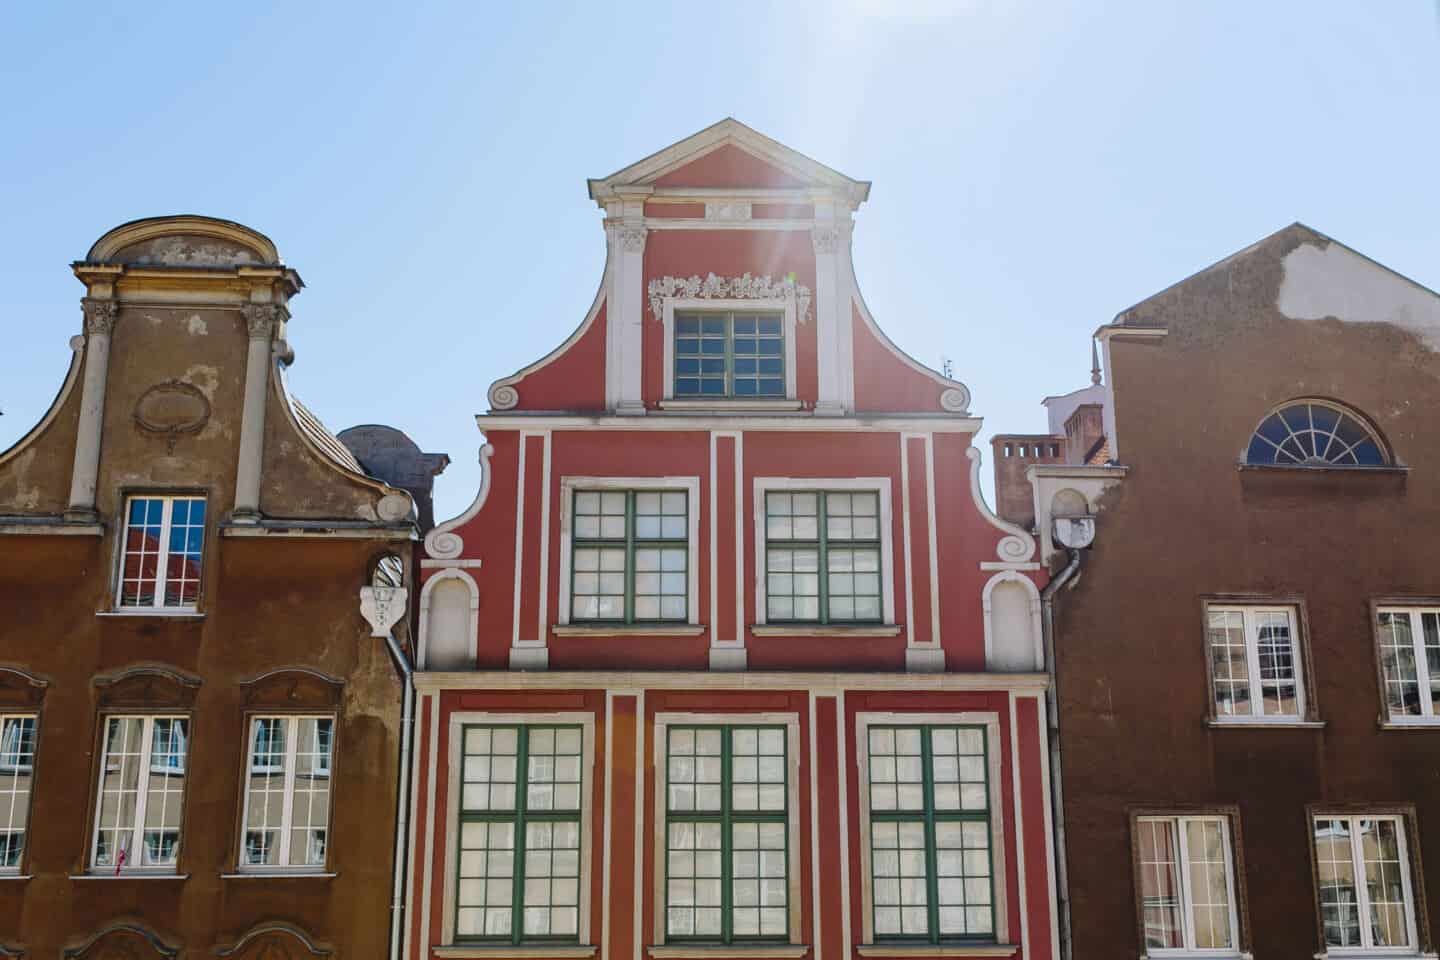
[1090, 340, 1102, 386]
[941, 356, 954, 380]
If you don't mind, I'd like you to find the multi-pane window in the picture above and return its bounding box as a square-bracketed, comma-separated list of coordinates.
[118, 495, 206, 610]
[456, 726, 583, 942]
[240, 716, 334, 871]
[0, 716, 36, 873]
[1313, 815, 1417, 952]
[91, 716, 188, 871]
[867, 726, 993, 942]
[765, 491, 882, 623]
[1135, 816, 1239, 953]
[1376, 607, 1440, 720]
[571, 490, 688, 623]
[674, 312, 785, 398]
[665, 726, 788, 942]
[1206, 606, 1305, 720]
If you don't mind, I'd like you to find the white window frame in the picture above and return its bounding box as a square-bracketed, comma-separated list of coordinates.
[753, 478, 896, 626]
[115, 494, 207, 612]
[853, 711, 1008, 947]
[237, 714, 336, 874]
[1311, 812, 1420, 955]
[651, 711, 805, 946]
[0, 714, 37, 876]
[89, 714, 189, 875]
[557, 476, 702, 627]
[1375, 606, 1440, 724]
[1135, 815, 1242, 958]
[662, 298, 800, 409]
[1206, 604, 1307, 723]
[440, 711, 597, 948]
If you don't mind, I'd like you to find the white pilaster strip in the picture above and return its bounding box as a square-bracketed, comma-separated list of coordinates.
[536, 431, 553, 644]
[1034, 693, 1062, 960]
[733, 433, 745, 647]
[633, 689, 646, 960]
[709, 432, 719, 650]
[232, 304, 278, 520]
[811, 215, 843, 415]
[402, 692, 425, 960]
[511, 434, 530, 651]
[899, 435, 917, 648]
[602, 691, 615, 960]
[1009, 692, 1030, 960]
[420, 693, 440, 960]
[808, 692, 824, 960]
[923, 433, 942, 644]
[836, 690, 852, 960]
[66, 298, 117, 518]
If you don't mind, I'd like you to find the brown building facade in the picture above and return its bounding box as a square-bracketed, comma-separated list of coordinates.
[0, 217, 417, 959]
[1023, 224, 1440, 959]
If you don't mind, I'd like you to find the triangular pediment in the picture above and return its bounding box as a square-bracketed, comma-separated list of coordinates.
[588, 118, 869, 202]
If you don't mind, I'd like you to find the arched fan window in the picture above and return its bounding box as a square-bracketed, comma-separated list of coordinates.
[1245, 400, 1389, 467]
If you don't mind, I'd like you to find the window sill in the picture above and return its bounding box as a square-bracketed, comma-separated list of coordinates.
[1316, 952, 1436, 960]
[1140, 952, 1249, 960]
[1379, 718, 1440, 730]
[432, 947, 598, 959]
[751, 624, 903, 638]
[71, 872, 189, 880]
[856, 945, 1018, 958]
[221, 871, 337, 879]
[552, 624, 707, 637]
[96, 610, 205, 621]
[657, 400, 804, 412]
[0, 874, 32, 881]
[650, 946, 810, 959]
[1237, 462, 1409, 475]
[1204, 718, 1326, 729]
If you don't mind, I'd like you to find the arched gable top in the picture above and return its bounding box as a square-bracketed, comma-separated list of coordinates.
[64, 922, 179, 959]
[1244, 398, 1394, 468]
[215, 922, 332, 958]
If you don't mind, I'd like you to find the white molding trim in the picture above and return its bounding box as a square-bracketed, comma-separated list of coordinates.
[476, 414, 982, 434]
[807, 694, 823, 960]
[417, 568, 480, 670]
[537, 432, 553, 644]
[752, 477, 895, 627]
[1008, 694, 1030, 960]
[922, 434, 942, 646]
[556, 476, 703, 628]
[414, 671, 1051, 695]
[733, 434, 745, 648]
[510, 434, 533, 653]
[965, 447, 1036, 563]
[981, 572, 1044, 673]
[633, 691, 645, 960]
[651, 712, 804, 947]
[853, 711, 1009, 947]
[661, 295, 799, 403]
[401, 692, 425, 960]
[1029, 693, 1062, 960]
[900, 435, 917, 651]
[439, 711, 598, 949]
[422, 694, 440, 960]
[601, 692, 615, 960]
[836, 692, 853, 960]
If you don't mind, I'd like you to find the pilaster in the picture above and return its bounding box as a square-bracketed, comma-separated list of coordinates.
[811, 203, 851, 416]
[232, 302, 284, 522]
[64, 297, 117, 521]
[603, 193, 649, 415]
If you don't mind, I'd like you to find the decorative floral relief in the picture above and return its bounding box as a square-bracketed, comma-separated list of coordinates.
[647, 273, 812, 324]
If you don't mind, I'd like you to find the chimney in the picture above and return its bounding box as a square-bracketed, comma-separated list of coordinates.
[989, 434, 1064, 529]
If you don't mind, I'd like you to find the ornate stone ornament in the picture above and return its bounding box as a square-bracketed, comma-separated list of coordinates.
[241, 303, 283, 339]
[616, 226, 648, 252]
[705, 200, 752, 221]
[133, 379, 211, 452]
[940, 386, 971, 415]
[810, 226, 842, 254]
[360, 585, 409, 638]
[81, 298, 118, 335]
[489, 383, 520, 410]
[647, 273, 812, 324]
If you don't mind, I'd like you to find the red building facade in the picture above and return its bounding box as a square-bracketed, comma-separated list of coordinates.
[404, 121, 1058, 960]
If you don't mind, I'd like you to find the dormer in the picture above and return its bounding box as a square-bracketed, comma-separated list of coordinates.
[486, 119, 972, 419]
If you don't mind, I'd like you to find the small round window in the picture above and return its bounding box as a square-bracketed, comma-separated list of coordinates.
[1245, 400, 1389, 467]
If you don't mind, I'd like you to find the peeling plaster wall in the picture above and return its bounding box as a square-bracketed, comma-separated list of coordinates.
[0, 353, 81, 514]
[259, 385, 381, 520]
[1279, 238, 1440, 351]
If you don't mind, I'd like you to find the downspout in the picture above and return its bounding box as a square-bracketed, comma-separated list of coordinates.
[1041, 548, 1081, 960]
[361, 584, 414, 960]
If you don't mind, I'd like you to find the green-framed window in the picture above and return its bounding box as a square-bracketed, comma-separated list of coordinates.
[674, 312, 785, 398]
[571, 490, 688, 623]
[455, 725, 583, 943]
[867, 725, 993, 942]
[765, 491, 882, 623]
[665, 726, 789, 942]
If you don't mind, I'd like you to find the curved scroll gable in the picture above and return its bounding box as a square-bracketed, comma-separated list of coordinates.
[241, 668, 344, 710]
[94, 665, 201, 710]
[63, 923, 180, 959]
[214, 922, 333, 958]
[965, 447, 1037, 563]
[486, 252, 611, 413]
[0, 335, 83, 475]
[424, 443, 495, 560]
[0, 666, 49, 710]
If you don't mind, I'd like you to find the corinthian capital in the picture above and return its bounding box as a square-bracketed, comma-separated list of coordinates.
[811, 226, 842, 255]
[615, 225, 647, 253]
[81, 298, 118, 335]
[241, 303, 282, 340]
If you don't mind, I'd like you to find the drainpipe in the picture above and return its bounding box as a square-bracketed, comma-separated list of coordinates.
[361, 585, 413, 960]
[1041, 549, 1081, 960]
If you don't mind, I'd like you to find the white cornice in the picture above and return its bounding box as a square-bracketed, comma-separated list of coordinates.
[474, 414, 982, 433]
[412, 670, 1049, 695]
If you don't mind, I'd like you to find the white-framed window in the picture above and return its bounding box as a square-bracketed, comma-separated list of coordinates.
[91, 715, 189, 872]
[117, 495, 206, 610]
[662, 298, 799, 405]
[753, 478, 895, 626]
[557, 477, 701, 627]
[1375, 607, 1440, 722]
[854, 712, 1007, 947]
[0, 715, 37, 874]
[1133, 815, 1241, 955]
[1312, 813, 1419, 953]
[239, 716, 334, 872]
[652, 712, 803, 946]
[441, 711, 596, 948]
[1205, 605, 1306, 721]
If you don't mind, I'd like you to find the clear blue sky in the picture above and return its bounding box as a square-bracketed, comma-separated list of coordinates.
[3, 2, 1438, 518]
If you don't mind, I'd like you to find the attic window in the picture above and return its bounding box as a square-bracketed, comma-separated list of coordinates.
[1244, 400, 1390, 468]
[673, 312, 785, 398]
